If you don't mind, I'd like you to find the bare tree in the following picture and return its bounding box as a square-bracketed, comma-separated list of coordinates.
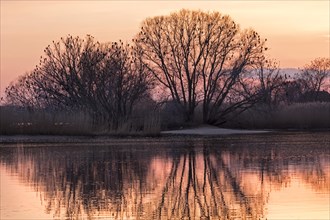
[6, 35, 151, 128]
[298, 57, 330, 101]
[5, 72, 47, 108]
[6, 35, 107, 110]
[254, 59, 284, 107]
[94, 41, 152, 127]
[279, 80, 304, 104]
[135, 10, 266, 124]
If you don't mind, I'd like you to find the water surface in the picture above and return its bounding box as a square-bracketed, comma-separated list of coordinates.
[1, 132, 329, 219]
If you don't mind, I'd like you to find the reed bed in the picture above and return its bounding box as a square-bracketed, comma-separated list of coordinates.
[0, 107, 93, 135]
[1, 102, 329, 135]
[226, 102, 330, 129]
[0, 106, 162, 136]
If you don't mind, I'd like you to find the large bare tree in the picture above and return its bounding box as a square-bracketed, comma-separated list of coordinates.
[6, 35, 151, 128]
[135, 9, 266, 124]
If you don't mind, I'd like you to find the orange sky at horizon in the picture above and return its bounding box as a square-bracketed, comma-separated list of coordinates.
[1, 1, 329, 97]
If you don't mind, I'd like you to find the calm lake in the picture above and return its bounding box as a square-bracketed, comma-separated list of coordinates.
[0, 132, 329, 220]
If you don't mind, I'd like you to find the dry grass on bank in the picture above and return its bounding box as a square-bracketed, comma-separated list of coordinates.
[105, 113, 161, 136]
[226, 102, 330, 129]
[0, 106, 161, 136]
[0, 107, 93, 135]
[1, 102, 329, 136]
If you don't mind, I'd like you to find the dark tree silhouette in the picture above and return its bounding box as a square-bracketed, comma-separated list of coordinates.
[298, 57, 330, 101]
[5, 35, 151, 128]
[274, 58, 330, 104]
[255, 58, 284, 107]
[135, 9, 266, 124]
[5, 72, 47, 108]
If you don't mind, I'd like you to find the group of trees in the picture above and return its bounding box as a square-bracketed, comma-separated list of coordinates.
[258, 57, 330, 106]
[289, 57, 330, 103]
[5, 10, 330, 128]
[256, 57, 330, 106]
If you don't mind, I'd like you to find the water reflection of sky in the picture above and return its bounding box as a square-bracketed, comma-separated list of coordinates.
[0, 132, 329, 219]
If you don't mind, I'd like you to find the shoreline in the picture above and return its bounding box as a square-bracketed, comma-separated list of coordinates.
[0, 126, 269, 144]
[0, 126, 268, 143]
[1, 127, 329, 145]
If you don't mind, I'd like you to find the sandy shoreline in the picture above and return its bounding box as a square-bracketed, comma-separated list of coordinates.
[161, 125, 270, 135]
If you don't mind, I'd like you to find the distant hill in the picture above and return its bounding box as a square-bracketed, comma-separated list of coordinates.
[279, 68, 299, 77]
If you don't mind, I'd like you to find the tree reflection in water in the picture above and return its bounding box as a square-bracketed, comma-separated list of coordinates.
[151, 145, 266, 219]
[0, 133, 329, 219]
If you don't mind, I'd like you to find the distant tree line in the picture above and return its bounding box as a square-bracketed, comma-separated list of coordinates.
[5, 10, 330, 128]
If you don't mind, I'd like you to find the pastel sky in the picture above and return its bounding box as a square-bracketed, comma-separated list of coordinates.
[1, 1, 329, 96]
